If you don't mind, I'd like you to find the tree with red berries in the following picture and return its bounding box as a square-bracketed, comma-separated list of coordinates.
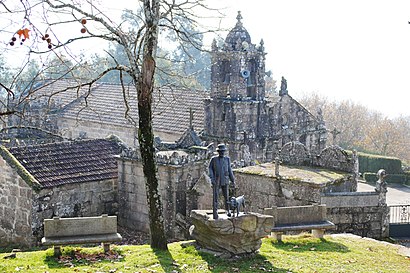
[0, 0, 218, 250]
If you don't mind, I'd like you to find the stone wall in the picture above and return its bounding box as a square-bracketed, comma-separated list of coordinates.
[117, 151, 208, 239]
[58, 118, 180, 146]
[32, 179, 118, 243]
[234, 171, 356, 214]
[0, 155, 34, 247]
[321, 192, 389, 239]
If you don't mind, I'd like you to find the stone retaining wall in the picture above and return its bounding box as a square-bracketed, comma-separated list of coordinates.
[234, 172, 356, 213]
[32, 179, 118, 243]
[0, 156, 33, 247]
[117, 155, 207, 239]
[321, 192, 389, 239]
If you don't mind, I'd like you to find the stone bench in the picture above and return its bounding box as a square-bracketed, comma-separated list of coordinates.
[41, 214, 122, 256]
[264, 204, 335, 241]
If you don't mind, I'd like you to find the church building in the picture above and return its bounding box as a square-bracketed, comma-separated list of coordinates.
[204, 12, 327, 162]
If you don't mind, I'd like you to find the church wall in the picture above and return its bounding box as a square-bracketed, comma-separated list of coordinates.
[58, 118, 135, 145]
[58, 118, 180, 146]
[266, 95, 326, 156]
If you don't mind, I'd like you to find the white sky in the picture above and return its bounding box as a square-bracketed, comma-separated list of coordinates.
[3, 0, 410, 118]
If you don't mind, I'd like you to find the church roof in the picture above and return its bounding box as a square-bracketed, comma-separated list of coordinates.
[225, 11, 252, 51]
[5, 139, 121, 188]
[28, 81, 208, 137]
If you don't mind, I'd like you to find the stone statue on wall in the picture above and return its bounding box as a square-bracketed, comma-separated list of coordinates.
[375, 169, 387, 193]
[375, 169, 388, 206]
[279, 76, 288, 96]
[208, 144, 236, 219]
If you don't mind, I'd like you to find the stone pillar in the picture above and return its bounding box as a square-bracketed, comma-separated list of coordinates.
[375, 169, 389, 238]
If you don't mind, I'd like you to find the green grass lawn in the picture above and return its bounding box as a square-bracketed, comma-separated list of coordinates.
[1, 234, 409, 273]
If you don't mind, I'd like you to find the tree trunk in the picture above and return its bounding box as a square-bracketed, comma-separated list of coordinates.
[137, 0, 168, 250]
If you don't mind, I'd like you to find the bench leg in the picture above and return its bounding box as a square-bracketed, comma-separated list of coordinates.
[103, 243, 110, 253]
[312, 229, 325, 238]
[54, 246, 62, 257]
[271, 232, 283, 241]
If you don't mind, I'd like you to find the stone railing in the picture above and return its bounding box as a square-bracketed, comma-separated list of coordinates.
[156, 150, 210, 165]
[120, 147, 211, 166]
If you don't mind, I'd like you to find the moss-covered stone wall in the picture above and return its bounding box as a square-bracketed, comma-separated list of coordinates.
[233, 162, 356, 213]
[0, 155, 34, 247]
[31, 179, 119, 243]
[322, 192, 389, 239]
[117, 156, 206, 240]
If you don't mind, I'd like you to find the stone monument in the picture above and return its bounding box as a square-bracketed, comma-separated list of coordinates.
[189, 210, 273, 256]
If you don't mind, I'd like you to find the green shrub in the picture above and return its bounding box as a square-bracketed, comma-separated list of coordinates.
[363, 172, 410, 184]
[358, 152, 402, 174]
[363, 172, 377, 183]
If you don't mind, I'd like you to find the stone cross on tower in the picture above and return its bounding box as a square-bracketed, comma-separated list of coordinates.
[330, 127, 341, 145]
[292, 122, 298, 141]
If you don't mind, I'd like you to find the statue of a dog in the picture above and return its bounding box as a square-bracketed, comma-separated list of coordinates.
[229, 195, 245, 217]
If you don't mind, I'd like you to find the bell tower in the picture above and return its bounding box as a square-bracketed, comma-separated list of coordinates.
[209, 11, 266, 101]
[204, 11, 268, 159]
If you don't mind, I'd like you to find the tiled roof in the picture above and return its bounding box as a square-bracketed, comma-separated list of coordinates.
[8, 139, 121, 188]
[34, 81, 208, 136]
[22, 80, 94, 108]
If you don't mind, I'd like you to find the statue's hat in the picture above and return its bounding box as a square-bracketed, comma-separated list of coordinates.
[216, 144, 227, 151]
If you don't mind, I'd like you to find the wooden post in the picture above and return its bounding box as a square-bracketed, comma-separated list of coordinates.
[54, 246, 61, 257]
[312, 229, 325, 238]
[103, 243, 110, 253]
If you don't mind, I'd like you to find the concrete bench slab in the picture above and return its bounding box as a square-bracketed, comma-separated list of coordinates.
[41, 215, 122, 256]
[264, 204, 335, 241]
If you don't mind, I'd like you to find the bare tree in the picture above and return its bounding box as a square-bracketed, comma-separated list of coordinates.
[300, 92, 410, 163]
[1, 0, 218, 250]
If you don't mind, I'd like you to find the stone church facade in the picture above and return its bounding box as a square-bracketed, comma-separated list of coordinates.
[203, 12, 327, 163]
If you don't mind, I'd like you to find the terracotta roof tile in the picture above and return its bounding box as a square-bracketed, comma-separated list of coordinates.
[36, 81, 208, 136]
[8, 139, 121, 188]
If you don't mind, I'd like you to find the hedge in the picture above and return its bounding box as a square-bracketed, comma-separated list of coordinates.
[363, 172, 410, 185]
[358, 152, 402, 174]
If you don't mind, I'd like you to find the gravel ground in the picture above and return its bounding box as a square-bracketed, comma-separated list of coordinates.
[117, 226, 150, 245]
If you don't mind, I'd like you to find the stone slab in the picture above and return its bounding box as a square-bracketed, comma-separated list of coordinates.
[41, 233, 122, 246]
[321, 192, 379, 208]
[43, 215, 118, 237]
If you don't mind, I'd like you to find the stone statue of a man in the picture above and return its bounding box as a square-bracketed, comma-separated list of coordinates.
[209, 144, 235, 219]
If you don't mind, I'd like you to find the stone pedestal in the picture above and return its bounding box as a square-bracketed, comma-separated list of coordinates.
[189, 210, 274, 255]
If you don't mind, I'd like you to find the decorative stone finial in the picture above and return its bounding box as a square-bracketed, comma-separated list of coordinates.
[236, 11, 243, 26]
[258, 39, 265, 52]
[212, 38, 218, 51]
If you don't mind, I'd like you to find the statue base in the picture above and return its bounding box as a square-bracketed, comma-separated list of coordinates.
[189, 210, 274, 255]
